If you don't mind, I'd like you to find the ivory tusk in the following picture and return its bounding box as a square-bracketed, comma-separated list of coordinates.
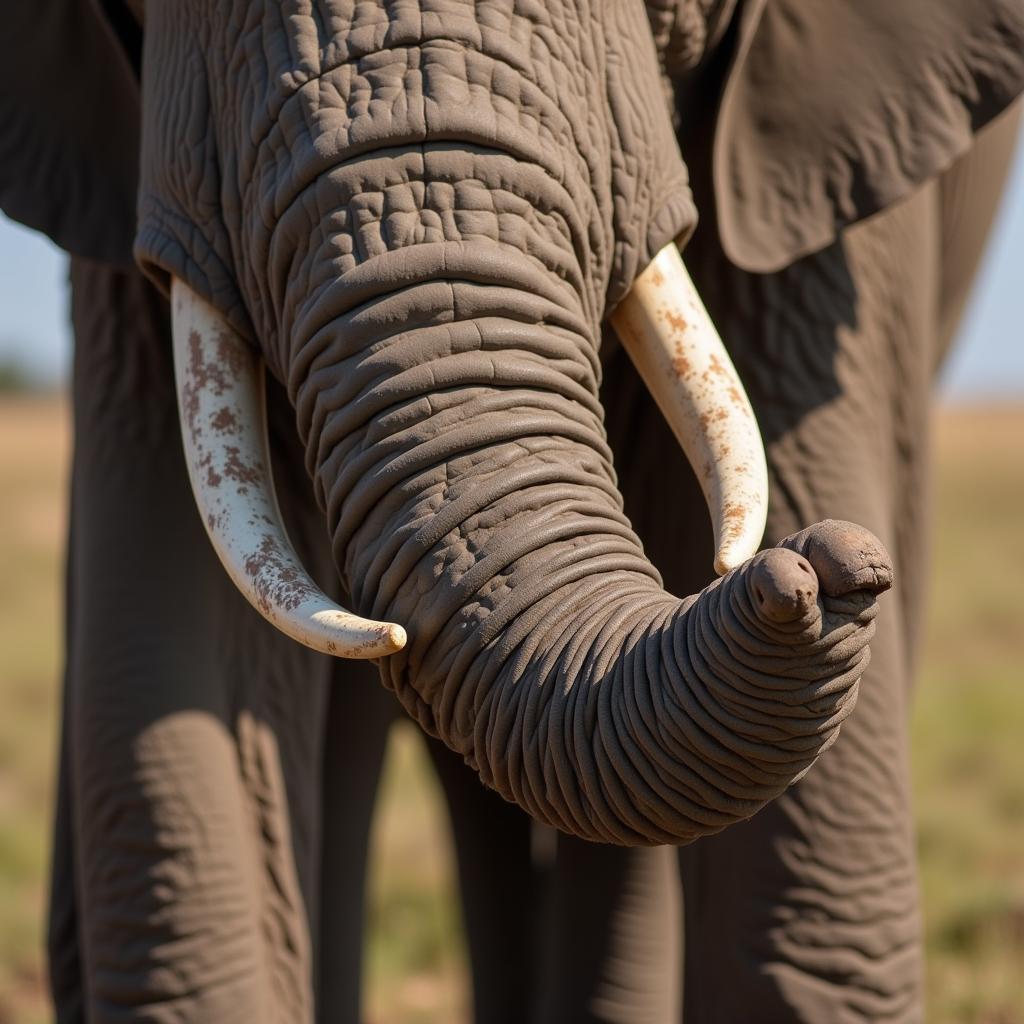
[170, 278, 406, 659]
[610, 244, 769, 575]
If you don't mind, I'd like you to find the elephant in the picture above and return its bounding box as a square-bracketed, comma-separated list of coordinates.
[2, 0, 1022, 1022]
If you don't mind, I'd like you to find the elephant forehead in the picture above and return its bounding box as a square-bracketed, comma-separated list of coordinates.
[275, 154, 590, 294]
[262, 41, 598, 210]
[136, 0, 695, 342]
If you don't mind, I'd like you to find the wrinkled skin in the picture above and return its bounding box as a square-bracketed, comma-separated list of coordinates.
[129, 0, 890, 848]
[1, 0, 1020, 1021]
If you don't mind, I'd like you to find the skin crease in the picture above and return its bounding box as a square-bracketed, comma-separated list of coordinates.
[0, 1, 1018, 1022]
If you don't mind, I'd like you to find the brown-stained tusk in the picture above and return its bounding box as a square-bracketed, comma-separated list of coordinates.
[610, 244, 769, 575]
[170, 278, 406, 659]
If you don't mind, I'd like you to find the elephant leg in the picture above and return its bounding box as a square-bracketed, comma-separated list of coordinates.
[681, 178, 941, 1021]
[63, 258, 330, 1022]
[317, 660, 399, 1024]
[535, 837, 682, 1024]
[605, 170, 952, 1019]
[427, 720, 682, 1024]
[424, 733, 539, 1024]
[319, 655, 544, 1024]
[318, 621, 538, 1024]
[48, 503, 84, 1024]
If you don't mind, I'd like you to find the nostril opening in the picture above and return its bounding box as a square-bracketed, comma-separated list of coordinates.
[754, 585, 765, 604]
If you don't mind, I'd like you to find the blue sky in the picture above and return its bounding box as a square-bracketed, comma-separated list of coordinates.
[2, 132, 1023, 400]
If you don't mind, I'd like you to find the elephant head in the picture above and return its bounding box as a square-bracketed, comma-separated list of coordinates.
[111, 0, 897, 847]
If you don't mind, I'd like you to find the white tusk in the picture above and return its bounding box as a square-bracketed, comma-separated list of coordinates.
[610, 244, 769, 575]
[170, 278, 406, 659]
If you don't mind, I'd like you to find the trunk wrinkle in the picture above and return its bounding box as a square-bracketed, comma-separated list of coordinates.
[293, 277, 886, 845]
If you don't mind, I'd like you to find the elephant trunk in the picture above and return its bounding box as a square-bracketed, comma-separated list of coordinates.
[267, 241, 880, 846]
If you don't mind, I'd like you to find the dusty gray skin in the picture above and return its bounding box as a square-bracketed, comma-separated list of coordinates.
[135, 1, 892, 847]
[1, 0, 1022, 1020]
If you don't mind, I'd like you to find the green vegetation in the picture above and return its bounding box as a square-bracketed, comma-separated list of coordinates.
[0, 359, 48, 395]
[0, 399, 66, 1024]
[912, 409, 1024, 1022]
[365, 731, 469, 1023]
[1, 398, 1021, 1023]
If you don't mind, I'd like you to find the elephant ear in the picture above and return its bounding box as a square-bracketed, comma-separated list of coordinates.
[714, 0, 1024, 273]
[0, 0, 140, 267]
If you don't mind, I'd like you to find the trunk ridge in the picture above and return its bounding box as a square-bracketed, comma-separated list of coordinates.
[294, 272, 888, 845]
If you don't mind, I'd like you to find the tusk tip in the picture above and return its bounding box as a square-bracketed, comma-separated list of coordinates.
[314, 614, 408, 658]
[383, 623, 408, 653]
[714, 553, 737, 577]
[714, 543, 755, 578]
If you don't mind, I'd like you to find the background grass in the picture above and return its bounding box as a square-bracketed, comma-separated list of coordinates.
[912, 409, 1024, 1023]
[1, 397, 1021, 1023]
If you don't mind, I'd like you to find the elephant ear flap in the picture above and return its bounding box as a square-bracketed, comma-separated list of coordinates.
[0, 0, 141, 267]
[713, 0, 1024, 273]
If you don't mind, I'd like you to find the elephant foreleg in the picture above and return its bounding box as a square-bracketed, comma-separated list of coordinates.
[692, 177, 937, 1024]
[59, 259, 330, 1022]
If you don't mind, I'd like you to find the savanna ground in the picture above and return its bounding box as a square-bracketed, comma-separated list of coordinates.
[1, 396, 1022, 1024]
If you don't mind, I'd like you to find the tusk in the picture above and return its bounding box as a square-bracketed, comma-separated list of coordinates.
[610, 244, 769, 575]
[170, 278, 406, 659]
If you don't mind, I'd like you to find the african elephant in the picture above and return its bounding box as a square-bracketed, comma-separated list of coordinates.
[2, 1, 1022, 1022]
